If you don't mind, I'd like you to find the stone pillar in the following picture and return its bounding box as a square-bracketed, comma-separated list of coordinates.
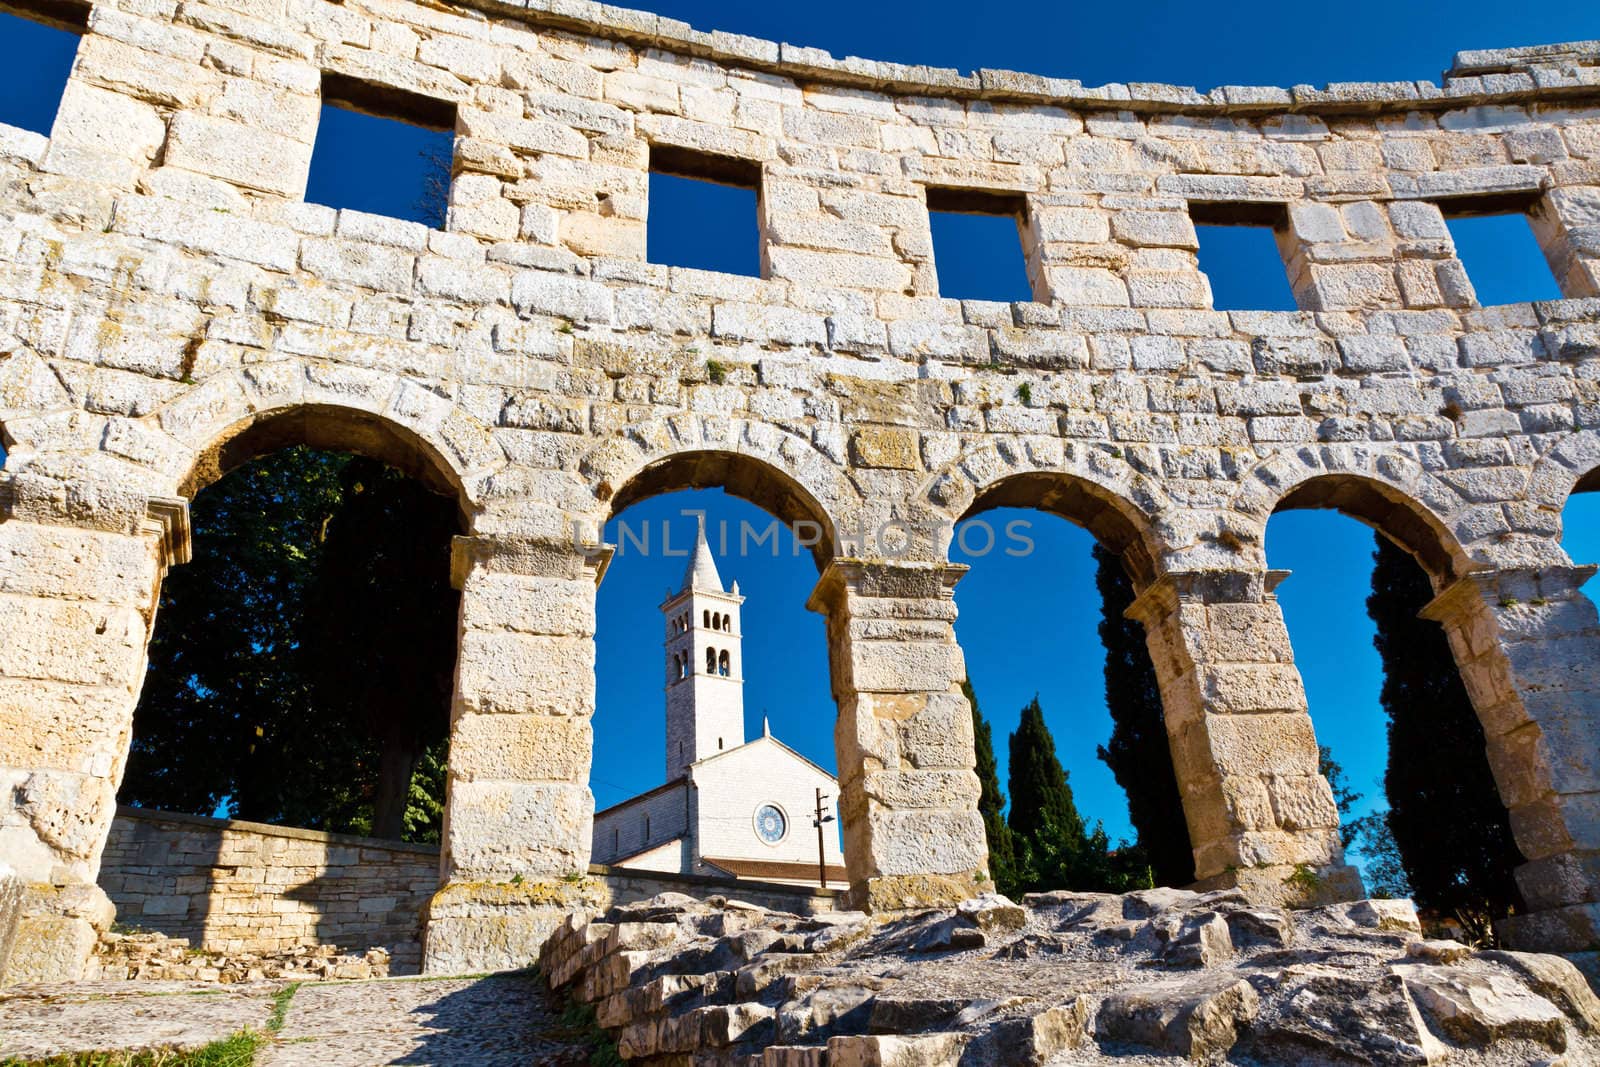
[1420, 566, 1600, 951]
[0, 496, 188, 985]
[1530, 187, 1600, 299]
[421, 534, 610, 974]
[1126, 569, 1364, 907]
[807, 559, 986, 914]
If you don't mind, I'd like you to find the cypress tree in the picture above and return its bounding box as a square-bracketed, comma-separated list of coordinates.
[1006, 694, 1137, 894]
[1007, 696, 1083, 846]
[1367, 534, 1524, 933]
[1092, 544, 1193, 887]
[964, 678, 1018, 896]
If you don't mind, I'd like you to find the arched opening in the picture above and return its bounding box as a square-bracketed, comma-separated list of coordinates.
[100, 408, 465, 973]
[1269, 475, 1525, 942]
[589, 450, 845, 888]
[1561, 466, 1600, 568]
[952, 474, 1191, 896]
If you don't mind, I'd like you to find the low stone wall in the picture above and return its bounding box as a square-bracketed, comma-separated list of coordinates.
[98, 809, 841, 979]
[98, 807, 441, 974]
[591, 864, 841, 916]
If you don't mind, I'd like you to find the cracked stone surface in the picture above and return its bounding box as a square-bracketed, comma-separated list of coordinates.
[542, 890, 1600, 1065]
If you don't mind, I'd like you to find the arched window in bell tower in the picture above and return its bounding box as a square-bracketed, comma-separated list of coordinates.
[705, 646, 716, 674]
[718, 649, 730, 676]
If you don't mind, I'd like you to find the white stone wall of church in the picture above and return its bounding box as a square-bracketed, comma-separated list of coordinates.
[689, 742, 845, 871]
[591, 782, 688, 864]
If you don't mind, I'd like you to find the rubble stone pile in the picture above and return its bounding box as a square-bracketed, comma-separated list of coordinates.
[540, 891, 1600, 1065]
[88, 929, 390, 984]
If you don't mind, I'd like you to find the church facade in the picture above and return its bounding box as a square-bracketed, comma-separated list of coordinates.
[590, 528, 847, 888]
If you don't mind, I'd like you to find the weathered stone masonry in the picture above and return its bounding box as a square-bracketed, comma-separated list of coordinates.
[0, 0, 1599, 980]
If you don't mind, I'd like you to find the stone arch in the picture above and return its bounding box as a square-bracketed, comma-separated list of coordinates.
[1261, 465, 1541, 928]
[931, 438, 1170, 585]
[1236, 447, 1476, 583]
[1526, 429, 1600, 568]
[152, 368, 497, 525]
[1526, 429, 1600, 512]
[937, 450, 1200, 884]
[593, 419, 855, 569]
[117, 392, 474, 929]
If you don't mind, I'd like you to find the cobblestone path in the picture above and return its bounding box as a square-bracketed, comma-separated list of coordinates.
[0, 971, 589, 1066]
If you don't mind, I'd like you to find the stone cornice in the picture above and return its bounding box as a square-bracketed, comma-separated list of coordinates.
[1124, 567, 1286, 625]
[1420, 563, 1600, 623]
[142, 496, 192, 569]
[805, 557, 968, 613]
[457, 0, 1600, 117]
[450, 533, 614, 587]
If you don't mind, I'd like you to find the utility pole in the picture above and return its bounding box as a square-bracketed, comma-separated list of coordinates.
[813, 788, 835, 889]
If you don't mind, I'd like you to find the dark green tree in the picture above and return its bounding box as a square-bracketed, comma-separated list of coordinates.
[120, 446, 458, 841]
[963, 678, 1017, 896]
[1367, 534, 1524, 933]
[1092, 544, 1192, 887]
[1007, 696, 1083, 846]
[1318, 744, 1363, 848]
[1347, 810, 1413, 901]
[305, 457, 459, 839]
[1006, 696, 1132, 893]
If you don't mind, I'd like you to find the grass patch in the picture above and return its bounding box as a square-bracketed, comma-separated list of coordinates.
[6, 979, 303, 1067]
[2, 1029, 264, 1067]
[552, 997, 623, 1067]
[266, 983, 299, 1033]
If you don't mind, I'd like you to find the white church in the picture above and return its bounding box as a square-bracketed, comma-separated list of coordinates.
[591, 525, 847, 887]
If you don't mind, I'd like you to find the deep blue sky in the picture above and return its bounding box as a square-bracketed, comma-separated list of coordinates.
[3, 1, 1598, 875]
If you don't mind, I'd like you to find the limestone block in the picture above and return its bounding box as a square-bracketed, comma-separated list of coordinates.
[300, 238, 416, 292]
[0, 679, 131, 776]
[1401, 966, 1566, 1049]
[511, 271, 615, 324]
[1112, 210, 1198, 249]
[108, 196, 299, 271]
[1097, 974, 1259, 1060]
[828, 1033, 970, 1067]
[855, 809, 988, 878]
[454, 631, 595, 716]
[0, 596, 147, 690]
[443, 780, 594, 878]
[1201, 712, 1320, 777]
[163, 114, 313, 198]
[449, 712, 593, 784]
[460, 572, 597, 636]
[769, 248, 911, 292]
[43, 82, 167, 187]
[847, 427, 919, 470]
[0, 523, 158, 608]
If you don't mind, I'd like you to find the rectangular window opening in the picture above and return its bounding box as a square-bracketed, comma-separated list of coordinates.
[926, 186, 1033, 303]
[1440, 198, 1562, 307]
[647, 145, 761, 277]
[0, 1, 88, 138]
[1190, 202, 1297, 312]
[307, 73, 457, 229]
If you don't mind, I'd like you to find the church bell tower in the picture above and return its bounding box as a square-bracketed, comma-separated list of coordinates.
[661, 520, 745, 781]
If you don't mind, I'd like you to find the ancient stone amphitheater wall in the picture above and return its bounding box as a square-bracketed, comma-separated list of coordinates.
[1, 0, 1598, 980]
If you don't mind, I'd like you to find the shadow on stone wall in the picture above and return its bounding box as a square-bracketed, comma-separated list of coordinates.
[98, 807, 439, 973]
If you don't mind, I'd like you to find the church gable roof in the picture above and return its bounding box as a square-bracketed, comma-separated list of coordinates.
[688, 733, 837, 784]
